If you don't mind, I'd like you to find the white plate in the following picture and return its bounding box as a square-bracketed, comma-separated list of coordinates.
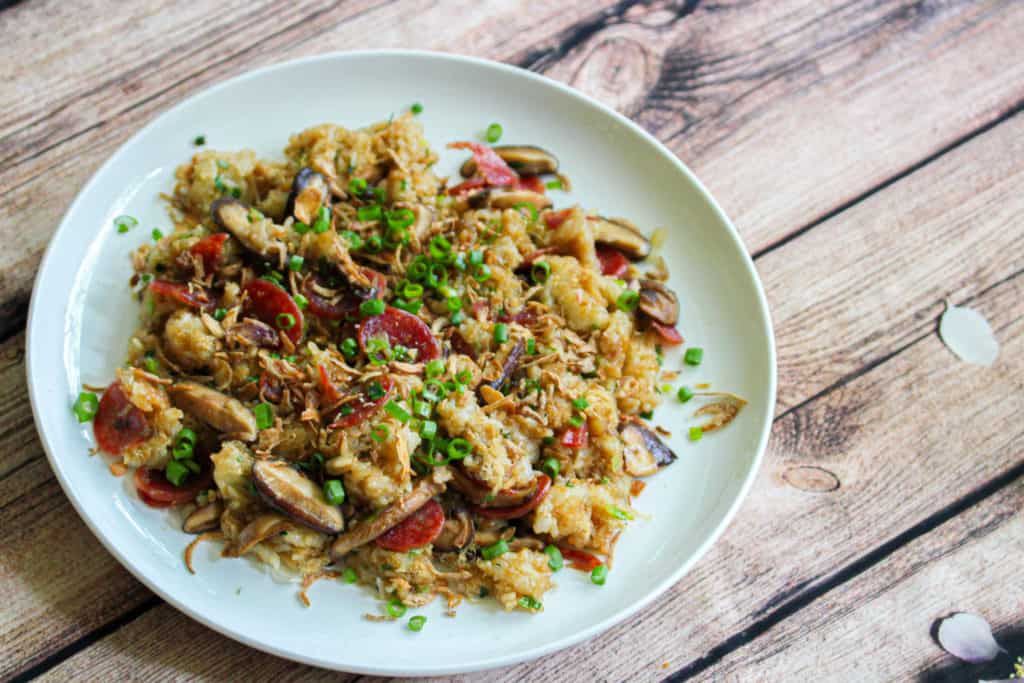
[26, 50, 775, 676]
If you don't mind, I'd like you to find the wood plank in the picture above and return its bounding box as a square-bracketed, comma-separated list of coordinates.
[2, 0, 1023, 338]
[12, 102, 1024, 682]
[693, 458, 1024, 681]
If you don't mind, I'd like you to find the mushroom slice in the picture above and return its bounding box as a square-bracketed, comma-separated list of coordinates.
[460, 145, 559, 177]
[210, 197, 286, 259]
[638, 279, 680, 326]
[168, 381, 258, 441]
[251, 460, 344, 534]
[183, 500, 224, 534]
[590, 216, 651, 260]
[330, 474, 446, 559]
[621, 419, 677, 477]
[483, 339, 524, 393]
[488, 189, 553, 211]
[448, 465, 535, 507]
[432, 505, 474, 551]
[230, 513, 291, 556]
[285, 167, 330, 224]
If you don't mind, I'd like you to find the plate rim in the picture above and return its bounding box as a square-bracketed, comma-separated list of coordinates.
[26, 48, 777, 676]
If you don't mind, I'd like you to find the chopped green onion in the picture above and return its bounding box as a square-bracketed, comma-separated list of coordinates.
[143, 354, 159, 374]
[472, 264, 491, 282]
[392, 298, 422, 314]
[422, 379, 447, 403]
[608, 505, 633, 521]
[407, 257, 429, 281]
[348, 177, 368, 196]
[254, 403, 273, 430]
[385, 208, 415, 230]
[429, 235, 452, 260]
[677, 386, 694, 403]
[425, 359, 444, 379]
[177, 428, 197, 446]
[311, 206, 331, 234]
[446, 438, 472, 461]
[411, 102, 424, 115]
[288, 255, 304, 272]
[590, 565, 608, 586]
[114, 215, 138, 233]
[339, 405, 354, 417]
[518, 595, 542, 610]
[340, 338, 358, 358]
[357, 204, 382, 222]
[542, 457, 560, 479]
[366, 381, 385, 400]
[689, 426, 703, 442]
[385, 400, 411, 423]
[293, 220, 310, 235]
[419, 420, 437, 440]
[426, 263, 448, 289]
[544, 545, 563, 571]
[373, 186, 387, 204]
[485, 122, 503, 143]
[343, 567, 358, 583]
[73, 392, 99, 423]
[360, 299, 385, 317]
[408, 615, 427, 631]
[545, 179, 563, 190]
[684, 347, 704, 366]
[639, 410, 654, 420]
[493, 323, 509, 344]
[526, 338, 536, 355]
[572, 397, 589, 411]
[456, 369, 473, 384]
[401, 282, 424, 300]
[275, 312, 296, 330]
[172, 439, 193, 461]
[213, 307, 227, 321]
[481, 539, 509, 561]
[387, 598, 407, 618]
[446, 296, 463, 313]
[165, 460, 190, 487]
[371, 423, 391, 443]
[366, 337, 392, 365]
[450, 310, 465, 325]
[468, 249, 484, 266]
[531, 260, 550, 284]
[341, 230, 363, 250]
[323, 479, 345, 505]
[616, 289, 640, 312]
[293, 293, 309, 310]
[512, 202, 539, 223]
[569, 413, 585, 428]
[151, 228, 163, 241]
[193, 135, 206, 146]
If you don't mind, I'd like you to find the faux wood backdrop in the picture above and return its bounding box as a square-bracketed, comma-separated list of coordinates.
[1, 0, 1022, 681]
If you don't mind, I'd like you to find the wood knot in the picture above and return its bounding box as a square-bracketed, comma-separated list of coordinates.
[572, 37, 652, 114]
[0, 343, 24, 369]
[781, 465, 840, 493]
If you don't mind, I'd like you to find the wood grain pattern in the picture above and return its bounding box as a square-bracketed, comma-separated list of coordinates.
[1, 0, 1022, 340]
[3, 0, 1024, 680]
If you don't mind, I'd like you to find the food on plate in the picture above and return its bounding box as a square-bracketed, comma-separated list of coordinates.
[76, 112, 744, 618]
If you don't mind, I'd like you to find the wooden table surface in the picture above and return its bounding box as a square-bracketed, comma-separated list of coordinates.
[2, 0, 1022, 680]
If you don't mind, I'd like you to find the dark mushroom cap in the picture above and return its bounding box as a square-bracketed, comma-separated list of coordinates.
[621, 419, 677, 477]
[638, 279, 680, 326]
[590, 216, 651, 260]
[252, 459, 344, 534]
[285, 167, 330, 224]
[460, 145, 560, 178]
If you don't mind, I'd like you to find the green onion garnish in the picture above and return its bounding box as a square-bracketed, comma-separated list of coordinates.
[193, 135, 206, 146]
[420, 420, 437, 440]
[481, 539, 509, 561]
[275, 312, 296, 330]
[569, 413, 584, 428]
[468, 250, 484, 266]
[408, 615, 426, 631]
[360, 299, 385, 317]
[323, 479, 345, 505]
[526, 338, 536, 355]
[288, 255, 304, 272]
[386, 208, 415, 230]
[411, 102, 423, 115]
[366, 337, 392, 365]
[473, 264, 491, 282]
[446, 296, 463, 313]
[608, 505, 633, 521]
[422, 379, 446, 403]
[544, 545, 563, 571]
[143, 354, 159, 374]
[343, 567, 358, 584]
[293, 220, 310, 235]
[425, 359, 444, 379]
[512, 202, 539, 223]
[542, 457, 560, 479]
[407, 257, 429, 281]
[485, 122, 503, 143]
[312, 206, 331, 234]
[493, 323, 509, 344]
[402, 282, 424, 300]
[293, 293, 309, 310]
[456, 368, 473, 384]
[211, 307, 227, 321]
[373, 186, 387, 204]
[684, 347, 704, 366]
[446, 438, 472, 461]
[254, 403, 273, 430]
[177, 428, 197, 445]
[590, 565, 608, 586]
[357, 204, 382, 222]
[572, 397, 589, 410]
[450, 311, 465, 325]
[73, 392, 99, 423]
[366, 381, 385, 400]
[341, 230, 363, 250]
[429, 235, 452, 260]
[371, 423, 391, 442]
[385, 400, 411, 423]
[340, 338, 358, 358]
[165, 460, 190, 487]
[151, 228, 163, 241]
[689, 426, 703, 442]
[426, 263, 448, 289]
[114, 215, 138, 234]
[677, 386, 694, 403]
[616, 289, 640, 312]
[531, 260, 550, 284]
[348, 177, 368, 196]
[518, 595, 542, 610]
[387, 598, 407, 618]
[545, 179, 563, 190]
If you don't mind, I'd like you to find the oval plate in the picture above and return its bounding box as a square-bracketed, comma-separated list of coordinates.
[27, 50, 775, 676]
